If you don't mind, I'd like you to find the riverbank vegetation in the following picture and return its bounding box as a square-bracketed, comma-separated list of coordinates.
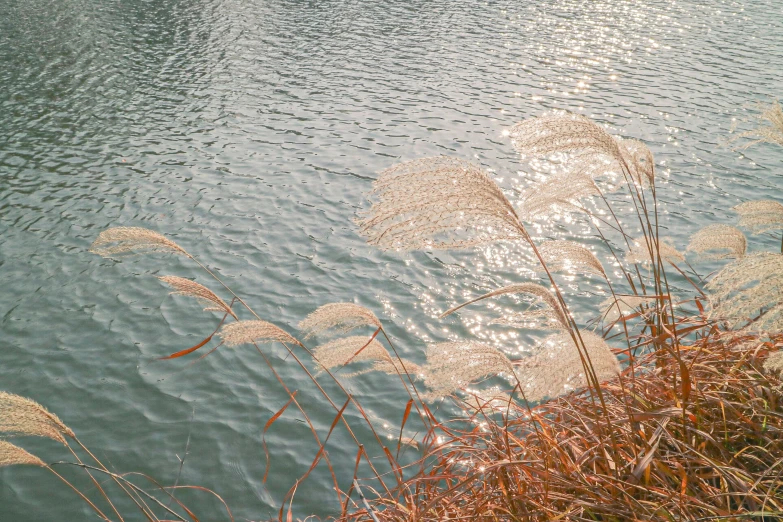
[2, 103, 783, 521]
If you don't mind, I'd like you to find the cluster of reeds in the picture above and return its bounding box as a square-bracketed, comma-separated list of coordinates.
[3, 102, 783, 521]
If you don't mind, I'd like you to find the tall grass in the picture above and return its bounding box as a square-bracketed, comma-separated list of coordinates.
[2, 103, 783, 521]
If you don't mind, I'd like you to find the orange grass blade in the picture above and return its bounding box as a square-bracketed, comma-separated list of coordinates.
[397, 399, 414, 458]
[158, 335, 213, 360]
[263, 392, 297, 484]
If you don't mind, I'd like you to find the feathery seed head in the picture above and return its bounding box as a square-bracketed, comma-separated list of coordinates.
[90, 227, 188, 258]
[219, 320, 302, 347]
[158, 276, 237, 319]
[625, 237, 684, 265]
[706, 252, 783, 332]
[732, 200, 783, 234]
[298, 303, 381, 339]
[312, 336, 391, 373]
[0, 441, 46, 468]
[358, 157, 525, 250]
[509, 113, 621, 159]
[422, 342, 514, 401]
[539, 240, 606, 276]
[686, 224, 746, 260]
[515, 331, 620, 403]
[442, 283, 569, 330]
[0, 392, 74, 444]
[764, 351, 783, 376]
[732, 100, 783, 149]
[519, 172, 601, 220]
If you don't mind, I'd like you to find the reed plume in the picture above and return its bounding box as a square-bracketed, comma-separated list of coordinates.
[0, 392, 75, 444]
[538, 240, 606, 276]
[90, 227, 189, 258]
[764, 351, 783, 376]
[158, 276, 237, 319]
[357, 157, 525, 250]
[0, 441, 46, 468]
[312, 336, 419, 377]
[625, 237, 684, 265]
[732, 199, 783, 234]
[509, 113, 654, 187]
[519, 171, 601, 219]
[441, 283, 569, 330]
[421, 342, 514, 400]
[732, 100, 783, 149]
[686, 224, 747, 259]
[220, 320, 302, 347]
[706, 252, 783, 331]
[488, 309, 566, 330]
[299, 303, 382, 339]
[514, 331, 620, 403]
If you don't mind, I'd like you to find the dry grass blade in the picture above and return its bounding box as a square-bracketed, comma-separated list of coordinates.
[358, 157, 525, 250]
[0, 392, 74, 444]
[732, 99, 783, 149]
[707, 252, 783, 331]
[220, 320, 302, 347]
[0, 441, 46, 468]
[421, 342, 514, 400]
[732, 199, 783, 234]
[90, 227, 188, 258]
[299, 303, 381, 339]
[539, 240, 606, 276]
[626, 237, 684, 265]
[686, 224, 747, 259]
[441, 282, 569, 330]
[514, 331, 620, 403]
[158, 276, 237, 319]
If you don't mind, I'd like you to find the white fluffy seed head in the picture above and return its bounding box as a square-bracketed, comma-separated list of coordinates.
[706, 252, 783, 332]
[158, 276, 237, 319]
[686, 224, 747, 260]
[625, 237, 684, 266]
[539, 240, 606, 276]
[764, 351, 783, 376]
[358, 157, 525, 250]
[514, 331, 620, 403]
[421, 342, 514, 401]
[90, 227, 188, 258]
[0, 441, 46, 468]
[298, 303, 381, 339]
[0, 392, 74, 444]
[220, 320, 302, 347]
[441, 282, 569, 330]
[732, 200, 783, 234]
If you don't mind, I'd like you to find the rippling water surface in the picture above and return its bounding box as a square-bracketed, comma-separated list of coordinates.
[2, 0, 782, 519]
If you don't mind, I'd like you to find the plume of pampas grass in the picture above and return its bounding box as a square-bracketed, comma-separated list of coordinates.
[706, 253, 783, 332]
[600, 295, 657, 324]
[519, 171, 601, 219]
[732, 200, 783, 234]
[312, 336, 420, 377]
[90, 227, 188, 258]
[158, 276, 237, 319]
[732, 100, 783, 149]
[539, 240, 606, 276]
[299, 303, 382, 339]
[764, 351, 783, 376]
[509, 113, 655, 188]
[514, 331, 620, 403]
[421, 342, 514, 400]
[488, 309, 567, 330]
[358, 157, 526, 250]
[686, 224, 747, 260]
[220, 320, 302, 347]
[441, 283, 569, 329]
[625, 237, 684, 265]
[0, 392, 74, 444]
[0, 441, 46, 468]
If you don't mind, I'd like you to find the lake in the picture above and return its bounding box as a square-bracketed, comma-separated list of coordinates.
[1, 0, 782, 519]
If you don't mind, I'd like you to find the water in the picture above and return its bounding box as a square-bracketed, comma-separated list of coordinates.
[1, 0, 782, 519]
